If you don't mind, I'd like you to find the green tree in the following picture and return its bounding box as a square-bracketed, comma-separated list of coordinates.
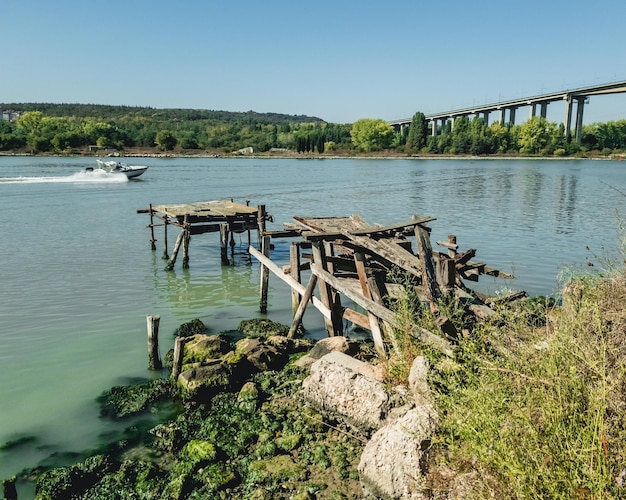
[518, 116, 560, 154]
[406, 112, 427, 151]
[155, 130, 177, 151]
[350, 118, 394, 152]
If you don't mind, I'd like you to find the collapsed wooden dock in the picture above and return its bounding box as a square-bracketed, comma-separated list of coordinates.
[250, 214, 516, 357]
[138, 199, 517, 358]
[138, 200, 271, 269]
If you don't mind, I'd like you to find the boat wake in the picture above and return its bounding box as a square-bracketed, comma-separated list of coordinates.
[0, 170, 129, 184]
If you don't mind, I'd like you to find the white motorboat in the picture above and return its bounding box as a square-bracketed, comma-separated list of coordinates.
[94, 159, 149, 179]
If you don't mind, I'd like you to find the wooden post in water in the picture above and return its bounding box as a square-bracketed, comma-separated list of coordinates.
[290, 242, 301, 314]
[182, 216, 190, 269]
[166, 230, 185, 270]
[162, 215, 169, 260]
[147, 315, 162, 370]
[257, 204, 266, 247]
[220, 224, 230, 265]
[171, 336, 184, 379]
[288, 273, 317, 338]
[260, 235, 271, 313]
[149, 204, 157, 251]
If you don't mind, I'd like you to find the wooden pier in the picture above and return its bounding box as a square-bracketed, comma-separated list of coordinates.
[138, 200, 517, 359]
[250, 214, 515, 358]
[138, 199, 271, 269]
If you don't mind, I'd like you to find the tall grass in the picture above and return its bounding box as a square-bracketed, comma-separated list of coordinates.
[388, 268, 626, 498]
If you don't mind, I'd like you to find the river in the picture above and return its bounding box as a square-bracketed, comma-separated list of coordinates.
[0, 156, 624, 494]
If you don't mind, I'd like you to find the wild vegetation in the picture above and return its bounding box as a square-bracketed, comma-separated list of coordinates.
[1, 104, 626, 157]
[383, 254, 626, 498]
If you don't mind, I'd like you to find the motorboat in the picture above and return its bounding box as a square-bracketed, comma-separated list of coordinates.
[94, 159, 149, 179]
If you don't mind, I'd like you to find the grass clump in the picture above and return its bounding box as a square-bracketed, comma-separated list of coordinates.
[388, 267, 626, 498]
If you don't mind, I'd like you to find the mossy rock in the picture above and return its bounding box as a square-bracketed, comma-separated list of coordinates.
[35, 455, 118, 499]
[98, 378, 177, 419]
[238, 319, 289, 338]
[182, 334, 232, 367]
[248, 454, 307, 484]
[174, 318, 208, 338]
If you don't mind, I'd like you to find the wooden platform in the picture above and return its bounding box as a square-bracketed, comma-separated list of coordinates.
[138, 200, 269, 269]
[251, 214, 517, 358]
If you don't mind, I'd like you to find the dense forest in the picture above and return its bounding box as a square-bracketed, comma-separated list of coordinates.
[1, 103, 625, 157]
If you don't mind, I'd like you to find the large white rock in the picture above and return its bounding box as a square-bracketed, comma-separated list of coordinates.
[359, 406, 438, 499]
[301, 351, 393, 432]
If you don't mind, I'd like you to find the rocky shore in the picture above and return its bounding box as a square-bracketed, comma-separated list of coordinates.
[2, 316, 457, 499]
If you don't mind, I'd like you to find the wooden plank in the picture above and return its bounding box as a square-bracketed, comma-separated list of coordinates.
[248, 246, 331, 320]
[342, 235, 424, 279]
[415, 225, 439, 312]
[288, 274, 317, 338]
[354, 253, 385, 357]
[310, 263, 398, 327]
[343, 308, 371, 330]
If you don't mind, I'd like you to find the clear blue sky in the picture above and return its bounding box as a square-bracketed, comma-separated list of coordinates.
[3, 0, 626, 124]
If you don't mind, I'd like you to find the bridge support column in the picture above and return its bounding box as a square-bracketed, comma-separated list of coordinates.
[540, 102, 548, 119]
[482, 111, 489, 125]
[529, 103, 537, 119]
[509, 107, 517, 125]
[574, 97, 586, 144]
[498, 109, 505, 125]
[565, 96, 574, 139]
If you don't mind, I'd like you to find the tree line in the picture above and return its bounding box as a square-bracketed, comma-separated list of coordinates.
[1, 103, 625, 156]
[351, 112, 626, 156]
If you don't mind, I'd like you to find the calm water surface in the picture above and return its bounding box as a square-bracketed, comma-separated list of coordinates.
[1, 156, 624, 490]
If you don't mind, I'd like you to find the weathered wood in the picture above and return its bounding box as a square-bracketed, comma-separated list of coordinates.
[325, 241, 344, 336]
[312, 242, 342, 336]
[343, 234, 424, 279]
[162, 215, 169, 260]
[435, 254, 456, 289]
[260, 235, 270, 314]
[171, 336, 185, 379]
[288, 273, 318, 338]
[354, 252, 385, 357]
[368, 274, 397, 355]
[149, 204, 157, 251]
[220, 224, 230, 265]
[415, 225, 439, 312]
[453, 248, 477, 265]
[310, 263, 398, 327]
[343, 308, 371, 330]
[249, 245, 332, 320]
[290, 243, 301, 314]
[182, 229, 191, 269]
[147, 315, 162, 370]
[165, 230, 185, 270]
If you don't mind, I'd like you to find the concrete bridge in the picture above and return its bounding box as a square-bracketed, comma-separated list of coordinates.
[389, 80, 626, 143]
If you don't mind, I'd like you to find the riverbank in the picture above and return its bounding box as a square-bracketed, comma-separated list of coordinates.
[0, 146, 619, 161]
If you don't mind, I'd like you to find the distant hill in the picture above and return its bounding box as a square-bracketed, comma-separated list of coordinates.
[0, 103, 325, 124]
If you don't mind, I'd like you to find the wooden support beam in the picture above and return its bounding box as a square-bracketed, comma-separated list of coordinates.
[162, 215, 169, 260]
[165, 230, 185, 270]
[260, 235, 270, 314]
[354, 252, 385, 357]
[415, 225, 440, 313]
[149, 204, 157, 251]
[249, 245, 331, 320]
[310, 263, 398, 327]
[312, 242, 342, 336]
[290, 242, 301, 314]
[288, 273, 317, 338]
[171, 336, 184, 379]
